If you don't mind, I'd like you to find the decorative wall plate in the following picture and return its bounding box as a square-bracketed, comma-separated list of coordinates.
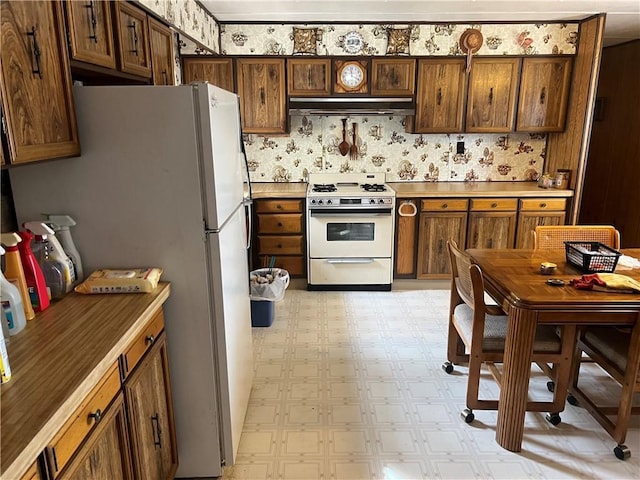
[343, 31, 364, 54]
[386, 27, 411, 55]
[292, 27, 321, 55]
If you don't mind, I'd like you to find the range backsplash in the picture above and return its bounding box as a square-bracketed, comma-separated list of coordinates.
[244, 115, 546, 183]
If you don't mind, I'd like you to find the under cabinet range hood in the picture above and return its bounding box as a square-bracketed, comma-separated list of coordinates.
[289, 97, 415, 116]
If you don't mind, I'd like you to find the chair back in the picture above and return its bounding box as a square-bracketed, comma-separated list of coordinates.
[447, 240, 488, 310]
[533, 225, 620, 250]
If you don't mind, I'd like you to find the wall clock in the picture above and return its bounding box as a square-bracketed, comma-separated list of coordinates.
[336, 60, 367, 93]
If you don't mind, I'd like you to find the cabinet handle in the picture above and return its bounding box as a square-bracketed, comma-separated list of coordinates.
[277, 222, 283, 227]
[26, 27, 43, 79]
[145, 334, 156, 346]
[540, 202, 547, 208]
[488, 238, 493, 248]
[277, 244, 282, 249]
[441, 203, 448, 209]
[85, 1, 98, 43]
[128, 22, 139, 56]
[397, 201, 417, 217]
[88, 408, 102, 424]
[51, 447, 59, 472]
[307, 69, 312, 86]
[162, 70, 168, 85]
[151, 413, 163, 448]
[260, 87, 265, 104]
[436, 88, 442, 106]
[390, 67, 398, 86]
[438, 239, 443, 254]
[539, 87, 546, 105]
[491, 202, 498, 208]
[276, 204, 282, 209]
[489, 87, 493, 105]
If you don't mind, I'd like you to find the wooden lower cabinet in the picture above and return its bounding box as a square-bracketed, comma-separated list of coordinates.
[515, 198, 567, 248]
[394, 200, 419, 277]
[417, 199, 468, 279]
[59, 394, 133, 480]
[124, 333, 178, 480]
[466, 199, 517, 249]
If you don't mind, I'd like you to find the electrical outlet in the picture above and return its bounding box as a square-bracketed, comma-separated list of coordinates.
[456, 141, 465, 154]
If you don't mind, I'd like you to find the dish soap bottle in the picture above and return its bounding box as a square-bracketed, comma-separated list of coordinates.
[0, 233, 35, 320]
[45, 215, 83, 283]
[35, 222, 76, 291]
[23, 222, 67, 301]
[16, 229, 50, 312]
[0, 246, 27, 336]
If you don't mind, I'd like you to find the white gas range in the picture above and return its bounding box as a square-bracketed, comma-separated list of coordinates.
[306, 173, 396, 291]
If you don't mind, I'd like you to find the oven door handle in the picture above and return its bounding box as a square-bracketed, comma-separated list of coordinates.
[309, 210, 392, 217]
[326, 258, 375, 264]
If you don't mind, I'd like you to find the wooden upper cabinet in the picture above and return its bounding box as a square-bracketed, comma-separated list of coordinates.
[0, 0, 80, 164]
[236, 58, 286, 134]
[65, 0, 116, 69]
[182, 57, 234, 91]
[112, 0, 151, 78]
[287, 58, 331, 96]
[516, 57, 572, 132]
[466, 58, 520, 133]
[414, 59, 466, 133]
[371, 58, 415, 96]
[148, 17, 174, 85]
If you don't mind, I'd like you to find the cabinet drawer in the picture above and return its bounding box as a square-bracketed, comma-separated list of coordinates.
[519, 198, 566, 211]
[255, 200, 303, 213]
[257, 213, 303, 233]
[121, 309, 164, 381]
[258, 254, 305, 276]
[421, 199, 468, 212]
[46, 362, 121, 477]
[258, 236, 304, 255]
[470, 198, 517, 211]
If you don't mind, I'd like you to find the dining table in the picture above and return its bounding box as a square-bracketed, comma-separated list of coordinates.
[467, 248, 640, 452]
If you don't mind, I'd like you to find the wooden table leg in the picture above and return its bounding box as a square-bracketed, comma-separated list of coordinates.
[496, 306, 537, 451]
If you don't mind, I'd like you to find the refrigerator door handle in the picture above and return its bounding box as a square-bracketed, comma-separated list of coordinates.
[243, 198, 253, 250]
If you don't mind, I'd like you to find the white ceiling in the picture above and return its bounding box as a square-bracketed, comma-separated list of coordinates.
[201, 0, 640, 46]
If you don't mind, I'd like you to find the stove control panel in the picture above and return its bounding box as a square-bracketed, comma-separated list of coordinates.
[308, 197, 394, 208]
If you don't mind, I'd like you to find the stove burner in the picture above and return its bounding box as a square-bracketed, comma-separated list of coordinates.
[360, 183, 387, 192]
[312, 183, 337, 193]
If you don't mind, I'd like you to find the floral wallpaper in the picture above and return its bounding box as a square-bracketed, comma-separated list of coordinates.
[221, 23, 578, 56]
[244, 116, 546, 183]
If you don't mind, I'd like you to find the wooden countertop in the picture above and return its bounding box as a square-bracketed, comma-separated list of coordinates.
[249, 181, 573, 199]
[0, 283, 171, 480]
[388, 181, 574, 198]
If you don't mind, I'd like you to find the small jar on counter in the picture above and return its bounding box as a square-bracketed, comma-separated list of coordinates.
[555, 169, 571, 189]
[538, 173, 555, 189]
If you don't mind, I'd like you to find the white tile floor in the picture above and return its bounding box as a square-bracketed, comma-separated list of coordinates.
[223, 288, 640, 480]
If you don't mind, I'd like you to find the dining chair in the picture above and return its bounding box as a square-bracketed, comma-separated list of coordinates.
[443, 240, 577, 424]
[569, 326, 640, 460]
[533, 225, 621, 250]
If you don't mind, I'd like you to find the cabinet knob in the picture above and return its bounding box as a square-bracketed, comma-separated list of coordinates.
[88, 409, 102, 424]
[491, 202, 498, 208]
[540, 203, 547, 208]
[442, 203, 448, 209]
[145, 335, 156, 345]
[277, 222, 283, 227]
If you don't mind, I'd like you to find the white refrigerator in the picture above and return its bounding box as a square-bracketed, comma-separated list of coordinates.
[10, 83, 254, 478]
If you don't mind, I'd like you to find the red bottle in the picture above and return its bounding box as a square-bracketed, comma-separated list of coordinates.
[17, 231, 50, 312]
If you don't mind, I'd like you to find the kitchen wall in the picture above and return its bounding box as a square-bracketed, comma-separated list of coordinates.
[218, 22, 578, 183]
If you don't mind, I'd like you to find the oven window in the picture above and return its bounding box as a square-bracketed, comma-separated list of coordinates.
[326, 222, 375, 241]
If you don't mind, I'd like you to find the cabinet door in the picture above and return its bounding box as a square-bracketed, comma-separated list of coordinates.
[124, 334, 178, 480]
[113, 0, 151, 78]
[60, 394, 133, 480]
[467, 212, 516, 249]
[417, 212, 468, 278]
[65, 0, 116, 69]
[516, 57, 572, 132]
[237, 58, 286, 134]
[394, 200, 419, 277]
[414, 59, 466, 133]
[182, 57, 234, 91]
[371, 58, 415, 96]
[287, 58, 331, 96]
[516, 211, 566, 249]
[466, 58, 520, 132]
[0, 0, 79, 164]
[148, 17, 174, 85]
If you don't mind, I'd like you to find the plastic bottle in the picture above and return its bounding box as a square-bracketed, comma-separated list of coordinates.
[0, 246, 27, 336]
[24, 223, 66, 301]
[45, 215, 84, 283]
[0, 314, 11, 384]
[17, 229, 50, 312]
[0, 233, 35, 320]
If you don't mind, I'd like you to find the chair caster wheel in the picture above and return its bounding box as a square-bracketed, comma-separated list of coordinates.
[546, 412, 561, 426]
[461, 408, 474, 423]
[614, 444, 631, 460]
[546, 381, 555, 392]
[442, 361, 454, 374]
[567, 394, 579, 406]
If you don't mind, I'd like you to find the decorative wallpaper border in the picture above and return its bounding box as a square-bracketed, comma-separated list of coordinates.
[220, 23, 578, 56]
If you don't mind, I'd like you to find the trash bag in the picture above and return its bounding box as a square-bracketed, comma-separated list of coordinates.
[249, 268, 290, 302]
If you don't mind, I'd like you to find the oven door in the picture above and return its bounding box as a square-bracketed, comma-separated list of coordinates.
[308, 207, 393, 258]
